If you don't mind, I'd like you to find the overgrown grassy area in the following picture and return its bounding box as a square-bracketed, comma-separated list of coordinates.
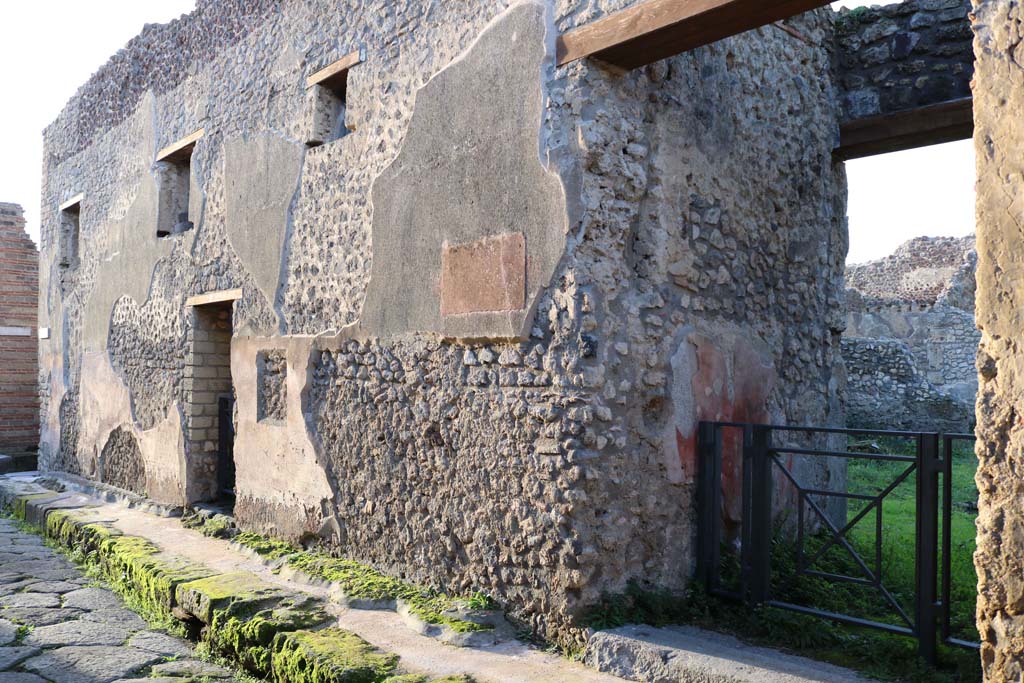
[583, 435, 982, 682]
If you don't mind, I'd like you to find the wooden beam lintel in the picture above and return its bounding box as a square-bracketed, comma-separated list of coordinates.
[836, 98, 974, 160]
[556, 0, 832, 70]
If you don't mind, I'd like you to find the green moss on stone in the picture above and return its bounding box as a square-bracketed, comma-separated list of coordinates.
[286, 553, 492, 634]
[13, 493, 58, 522]
[235, 532, 300, 561]
[270, 628, 400, 683]
[178, 572, 330, 677]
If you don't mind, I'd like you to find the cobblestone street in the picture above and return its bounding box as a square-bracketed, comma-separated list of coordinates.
[0, 517, 237, 683]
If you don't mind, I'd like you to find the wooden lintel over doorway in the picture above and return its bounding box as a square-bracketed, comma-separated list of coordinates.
[185, 288, 242, 308]
[836, 98, 974, 161]
[556, 0, 832, 70]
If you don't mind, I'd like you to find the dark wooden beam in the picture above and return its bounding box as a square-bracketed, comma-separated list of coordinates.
[836, 98, 974, 160]
[556, 0, 831, 70]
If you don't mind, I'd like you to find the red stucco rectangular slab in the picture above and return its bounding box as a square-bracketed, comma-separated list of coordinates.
[440, 232, 526, 316]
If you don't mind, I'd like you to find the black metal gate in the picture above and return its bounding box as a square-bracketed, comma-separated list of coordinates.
[696, 422, 979, 665]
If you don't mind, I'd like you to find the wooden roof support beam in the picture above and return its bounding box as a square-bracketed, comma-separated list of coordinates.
[157, 129, 205, 164]
[836, 98, 973, 160]
[557, 0, 831, 70]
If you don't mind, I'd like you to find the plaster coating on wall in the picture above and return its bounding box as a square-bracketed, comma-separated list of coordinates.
[39, 0, 847, 647]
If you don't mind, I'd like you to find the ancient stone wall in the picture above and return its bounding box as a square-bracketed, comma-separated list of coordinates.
[972, 1, 1024, 679]
[38, 0, 845, 644]
[0, 203, 39, 456]
[835, 0, 973, 121]
[844, 236, 978, 432]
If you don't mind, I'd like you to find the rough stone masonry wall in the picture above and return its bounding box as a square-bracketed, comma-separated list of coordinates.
[972, 1, 1024, 679]
[844, 236, 979, 432]
[835, 0, 973, 121]
[0, 203, 39, 455]
[38, 0, 845, 645]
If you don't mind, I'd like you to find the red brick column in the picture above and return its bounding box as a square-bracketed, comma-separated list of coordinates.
[0, 203, 39, 455]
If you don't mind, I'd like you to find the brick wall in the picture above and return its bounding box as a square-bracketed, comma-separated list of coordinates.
[0, 202, 39, 454]
[184, 304, 233, 502]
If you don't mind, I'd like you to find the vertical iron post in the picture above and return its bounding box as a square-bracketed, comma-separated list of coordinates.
[748, 424, 773, 605]
[697, 421, 718, 593]
[916, 432, 941, 665]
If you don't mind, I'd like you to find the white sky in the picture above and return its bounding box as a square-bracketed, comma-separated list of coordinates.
[0, 0, 973, 266]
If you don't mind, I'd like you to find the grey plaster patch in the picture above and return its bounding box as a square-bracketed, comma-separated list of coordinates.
[0, 593, 60, 609]
[0, 647, 40, 671]
[62, 588, 125, 612]
[126, 631, 192, 658]
[361, 1, 566, 340]
[24, 620, 133, 647]
[21, 646, 160, 683]
[223, 133, 305, 319]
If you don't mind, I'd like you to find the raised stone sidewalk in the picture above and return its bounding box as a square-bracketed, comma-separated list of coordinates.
[0, 473, 868, 683]
[0, 516, 240, 683]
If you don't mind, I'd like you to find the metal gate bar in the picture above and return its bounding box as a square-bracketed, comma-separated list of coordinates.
[696, 421, 980, 666]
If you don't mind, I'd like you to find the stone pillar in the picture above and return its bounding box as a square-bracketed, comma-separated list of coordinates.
[0, 203, 39, 461]
[972, 2, 1024, 680]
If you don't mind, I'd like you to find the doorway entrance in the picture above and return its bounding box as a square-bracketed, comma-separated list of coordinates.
[184, 298, 235, 504]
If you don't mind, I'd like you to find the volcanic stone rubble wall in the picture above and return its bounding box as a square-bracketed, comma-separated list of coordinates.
[0, 202, 39, 457]
[834, 0, 974, 121]
[843, 236, 978, 432]
[38, 0, 847, 645]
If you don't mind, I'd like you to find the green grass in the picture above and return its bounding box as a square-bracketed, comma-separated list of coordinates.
[582, 434, 982, 682]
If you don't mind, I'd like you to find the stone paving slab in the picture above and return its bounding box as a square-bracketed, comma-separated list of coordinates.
[585, 625, 869, 683]
[20, 646, 161, 683]
[0, 512, 238, 683]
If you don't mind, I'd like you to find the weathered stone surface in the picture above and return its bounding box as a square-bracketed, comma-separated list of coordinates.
[150, 659, 234, 678]
[835, 0, 973, 121]
[79, 609, 149, 631]
[21, 646, 161, 683]
[62, 587, 128, 612]
[844, 235, 978, 432]
[0, 646, 41, 671]
[972, 1, 1024, 679]
[0, 593, 60, 609]
[0, 607, 85, 627]
[126, 631, 193, 658]
[0, 673, 50, 683]
[22, 581, 81, 594]
[585, 625, 866, 683]
[24, 619, 134, 648]
[0, 619, 17, 646]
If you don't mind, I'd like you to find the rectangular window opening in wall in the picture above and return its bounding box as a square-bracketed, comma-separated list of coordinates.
[58, 194, 82, 292]
[305, 49, 363, 147]
[156, 129, 203, 239]
[256, 350, 288, 423]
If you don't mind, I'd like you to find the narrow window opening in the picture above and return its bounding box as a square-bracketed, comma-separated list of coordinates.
[58, 195, 82, 293]
[305, 49, 362, 147]
[155, 130, 203, 239]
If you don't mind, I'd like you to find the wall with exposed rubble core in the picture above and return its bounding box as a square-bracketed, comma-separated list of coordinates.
[38, 0, 847, 645]
[843, 236, 978, 432]
[973, 1, 1024, 678]
[834, 0, 973, 121]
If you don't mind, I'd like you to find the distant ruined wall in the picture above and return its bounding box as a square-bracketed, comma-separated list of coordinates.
[39, 0, 845, 644]
[973, 1, 1024, 679]
[835, 0, 974, 121]
[844, 236, 978, 432]
[0, 203, 39, 455]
